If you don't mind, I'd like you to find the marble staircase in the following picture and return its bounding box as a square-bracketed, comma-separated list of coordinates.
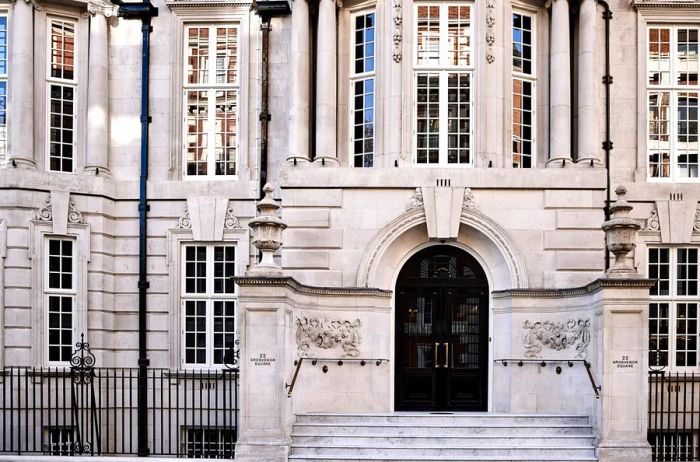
[288, 413, 598, 462]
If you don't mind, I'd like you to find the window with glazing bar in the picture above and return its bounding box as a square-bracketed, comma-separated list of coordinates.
[647, 26, 699, 180]
[414, 3, 472, 166]
[512, 12, 535, 168]
[0, 14, 7, 167]
[182, 244, 236, 367]
[46, 238, 75, 364]
[47, 19, 77, 173]
[351, 11, 376, 168]
[183, 25, 239, 177]
[648, 247, 699, 370]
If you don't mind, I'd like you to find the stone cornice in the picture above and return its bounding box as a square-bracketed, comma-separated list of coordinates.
[631, 0, 700, 9]
[493, 278, 657, 299]
[166, 0, 252, 9]
[233, 276, 393, 298]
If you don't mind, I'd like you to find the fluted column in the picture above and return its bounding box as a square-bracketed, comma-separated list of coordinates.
[85, 0, 117, 174]
[547, 0, 572, 166]
[576, 0, 599, 165]
[287, 0, 311, 164]
[7, 0, 35, 168]
[314, 0, 338, 165]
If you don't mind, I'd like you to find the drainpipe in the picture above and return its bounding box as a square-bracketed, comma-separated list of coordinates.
[259, 17, 271, 200]
[597, 0, 613, 271]
[109, 0, 158, 456]
[253, 1, 291, 198]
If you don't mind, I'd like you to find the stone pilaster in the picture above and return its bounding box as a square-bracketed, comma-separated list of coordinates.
[287, 0, 311, 164]
[547, 0, 572, 166]
[85, 0, 117, 175]
[8, 0, 35, 168]
[576, 0, 600, 166]
[313, 0, 338, 166]
[594, 280, 655, 462]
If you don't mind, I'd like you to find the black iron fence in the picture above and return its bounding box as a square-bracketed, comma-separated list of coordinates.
[648, 370, 699, 461]
[0, 337, 239, 458]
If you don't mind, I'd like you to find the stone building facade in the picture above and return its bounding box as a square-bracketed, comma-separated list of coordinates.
[0, 0, 698, 461]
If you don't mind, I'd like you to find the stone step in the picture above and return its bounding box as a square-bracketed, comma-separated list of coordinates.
[294, 413, 590, 426]
[290, 445, 597, 458]
[290, 413, 597, 462]
[292, 423, 594, 436]
[291, 435, 595, 447]
[288, 457, 598, 462]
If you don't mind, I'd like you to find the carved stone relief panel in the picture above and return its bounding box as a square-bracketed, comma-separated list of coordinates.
[296, 317, 362, 358]
[522, 318, 591, 359]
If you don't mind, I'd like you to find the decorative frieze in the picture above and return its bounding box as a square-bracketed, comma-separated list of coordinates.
[176, 208, 191, 229]
[224, 208, 241, 229]
[406, 187, 423, 211]
[645, 208, 660, 232]
[522, 318, 591, 359]
[33, 198, 53, 222]
[33, 197, 84, 224]
[296, 317, 362, 358]
[462, 188, 478, 211]
[68, 201, 86, 224]
[392, 0, 403, 63]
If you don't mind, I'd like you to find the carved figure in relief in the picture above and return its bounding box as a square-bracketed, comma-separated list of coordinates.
[296, 317, 362, 358]
[522, 318, 591, 359]
[406, 188, 423, 211]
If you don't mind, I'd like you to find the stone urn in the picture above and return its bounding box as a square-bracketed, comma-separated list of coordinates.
[248, 183, 287, 274]
[601, 185, 641, 276]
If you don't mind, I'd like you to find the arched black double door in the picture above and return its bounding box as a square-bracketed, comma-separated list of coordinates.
[395, 246, 489, 411]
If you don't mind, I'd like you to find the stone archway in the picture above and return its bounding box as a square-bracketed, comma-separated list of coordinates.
[356, 205, 529, 292]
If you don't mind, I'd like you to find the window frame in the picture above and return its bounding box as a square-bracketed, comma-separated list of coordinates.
[648, 246, 700, 371]
[44, 236, 76, 366]
[646, 24, 700, 183]
[511, 9, 537, 169]
[45, 16, 78, 174]
[181, 22, 241, 180]
[412, 2, 474, 168]
[180, 242, 237, 369]
[349, 8, 377, 168]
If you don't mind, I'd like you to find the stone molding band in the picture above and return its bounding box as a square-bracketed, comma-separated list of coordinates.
[233, 276, 392, 297]
[493, 278, 656, 299]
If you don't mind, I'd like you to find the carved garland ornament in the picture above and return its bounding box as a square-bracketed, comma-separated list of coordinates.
[393, 0, 403, 63]
[485, 0, 496, 64]
[296, 317, 362, 358]
[522, 318, 591, 360]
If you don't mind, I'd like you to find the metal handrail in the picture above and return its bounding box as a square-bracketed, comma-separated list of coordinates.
[285, 357, 390, 398]
[495, 358, 601, 399]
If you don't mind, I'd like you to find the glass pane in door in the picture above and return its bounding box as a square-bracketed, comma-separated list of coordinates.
[402, 295, 435, 368]
[449, 294, 480, 369]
